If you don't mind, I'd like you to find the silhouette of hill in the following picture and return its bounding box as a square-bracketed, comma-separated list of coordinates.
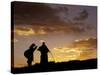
[11, 58, 97, 74]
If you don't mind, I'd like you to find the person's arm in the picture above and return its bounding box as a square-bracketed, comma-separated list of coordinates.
[46, 46, 50, 52]
[34, 46, 37, 49]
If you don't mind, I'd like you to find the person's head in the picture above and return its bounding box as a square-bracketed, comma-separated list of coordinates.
[29, 43, 35, 48]
[42, 42, 45, 45]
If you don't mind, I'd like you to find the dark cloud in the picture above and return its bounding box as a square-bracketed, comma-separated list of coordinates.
[13, 2, 67, 25]
[13, 2, 96, 36]
[73, 9, 88, 21]
[47, 4, 69, 23]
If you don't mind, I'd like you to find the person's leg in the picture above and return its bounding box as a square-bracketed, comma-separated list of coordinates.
[27, 60, 32, 67]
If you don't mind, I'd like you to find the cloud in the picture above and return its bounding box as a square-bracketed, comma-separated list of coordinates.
[53, 38, 97, 61]
[14, 2, 62, 25]
[72, 38, 97, 49]
[47, 4, 69, 23]
[15, 27, 35, 36]
[13, 2, 96, 36]
[14, 26, 48, 36]
[73, 38, 97, 60]
[14, 23, 87, 37]
[73, 9, 88, 21]
[53, 37, 97, 53]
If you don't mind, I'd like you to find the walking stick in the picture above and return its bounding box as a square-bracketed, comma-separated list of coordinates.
[49, 51, 55, 62]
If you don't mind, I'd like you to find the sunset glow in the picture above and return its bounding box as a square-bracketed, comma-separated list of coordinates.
[15, 28, 35, 36]
[12, 2, 97, 68]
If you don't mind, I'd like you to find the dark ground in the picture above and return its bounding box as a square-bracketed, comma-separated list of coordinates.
[11, 59, 97, 74]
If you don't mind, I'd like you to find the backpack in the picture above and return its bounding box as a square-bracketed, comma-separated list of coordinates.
[24, 49, 30, 58]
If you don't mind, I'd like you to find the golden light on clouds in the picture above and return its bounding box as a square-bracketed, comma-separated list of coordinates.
[52, 47, 82, 62]
[52, 42, 96, 62]
[15, 27, 47, 36]
[15, 28, 35, 36]
[75, 39, 83, 42]
[53, 47, 69, 51]
[65, 49, 81, 60]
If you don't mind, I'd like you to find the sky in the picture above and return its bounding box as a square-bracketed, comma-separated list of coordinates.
[12, 1, 97, 67]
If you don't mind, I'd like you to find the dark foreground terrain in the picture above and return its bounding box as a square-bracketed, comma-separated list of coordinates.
[11, 59, 97, 74]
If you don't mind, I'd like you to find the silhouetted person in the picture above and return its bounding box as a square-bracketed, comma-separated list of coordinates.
[24, 43, 37, 67]
[38, 42, 50, 66]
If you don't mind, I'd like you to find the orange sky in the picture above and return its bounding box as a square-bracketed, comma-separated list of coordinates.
[12, 2, 97, 68]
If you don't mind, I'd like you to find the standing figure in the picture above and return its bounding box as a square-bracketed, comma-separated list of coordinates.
[24, 43, 37, 67]
[38, 42, 50, 65]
